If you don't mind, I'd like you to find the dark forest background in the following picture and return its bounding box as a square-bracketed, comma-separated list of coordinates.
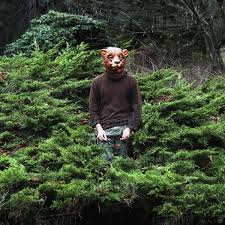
[1, 0, 225, 75]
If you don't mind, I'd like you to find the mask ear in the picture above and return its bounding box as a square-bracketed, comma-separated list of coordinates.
[122, 49, 129, 57]
[101, 49, 107, 57]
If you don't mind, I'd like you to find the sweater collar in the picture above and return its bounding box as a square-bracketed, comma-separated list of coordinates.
[105, 70, 128, 81]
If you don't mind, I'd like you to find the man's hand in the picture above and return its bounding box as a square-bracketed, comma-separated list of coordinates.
[120, 127, 131, 141]
[96, 124, 107, 141]
[97, 129, 108, 141]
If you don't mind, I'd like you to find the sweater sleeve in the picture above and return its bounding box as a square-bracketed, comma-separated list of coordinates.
[89, 79, 101, 128]
[128, 78, 142, 131]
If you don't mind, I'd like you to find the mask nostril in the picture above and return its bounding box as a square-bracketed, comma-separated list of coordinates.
[114, 61, 120, 64]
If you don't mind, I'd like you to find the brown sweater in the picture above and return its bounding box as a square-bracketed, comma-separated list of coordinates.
[88, 71, 142, 131]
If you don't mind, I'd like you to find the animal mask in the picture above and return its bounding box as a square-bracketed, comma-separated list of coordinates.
[101, 47, 129, 74]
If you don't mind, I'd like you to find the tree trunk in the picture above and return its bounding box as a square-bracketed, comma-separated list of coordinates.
[210, 48, 224, 72]
[203, 32, 225, 73]
[0, 0, 39, 55]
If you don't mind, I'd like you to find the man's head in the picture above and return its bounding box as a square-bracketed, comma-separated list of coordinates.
[101, 47, 129, 74]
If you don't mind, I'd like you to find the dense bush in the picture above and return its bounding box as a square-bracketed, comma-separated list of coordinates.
[0, 46, 225, 224]
[5, 11, 107, 55]
[134, 70, 225, 221]
[0, 43, 103, 150]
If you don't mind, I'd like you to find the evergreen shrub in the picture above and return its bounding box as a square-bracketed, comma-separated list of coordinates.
[5, 10, 107, 55]
[0, 47, 224, 224]
[0, 43, 103, 150]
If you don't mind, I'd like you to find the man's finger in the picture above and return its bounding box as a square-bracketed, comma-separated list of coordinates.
[101, 133, 107, 141]
[120, 133, 126, 139]
[103, 134, 107, 141]
[120, 135, 128, 140]
[98, 134, 104, 141]
[98, 136, 102, 141]
[120, 137, 127, 140]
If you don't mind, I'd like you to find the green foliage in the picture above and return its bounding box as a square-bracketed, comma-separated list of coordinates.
[7, 188, 44, 215]
[0, 48, 225, 225]
[5, 10, 107, 55]
[0, 43, 103, 150]
[133, 69, 225, 222]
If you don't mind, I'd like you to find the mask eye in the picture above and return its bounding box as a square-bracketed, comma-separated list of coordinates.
[108, 55, 114, 60]
[119, 55, 124, 60]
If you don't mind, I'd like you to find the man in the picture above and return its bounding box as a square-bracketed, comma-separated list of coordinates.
[89, 47, 142, 161]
